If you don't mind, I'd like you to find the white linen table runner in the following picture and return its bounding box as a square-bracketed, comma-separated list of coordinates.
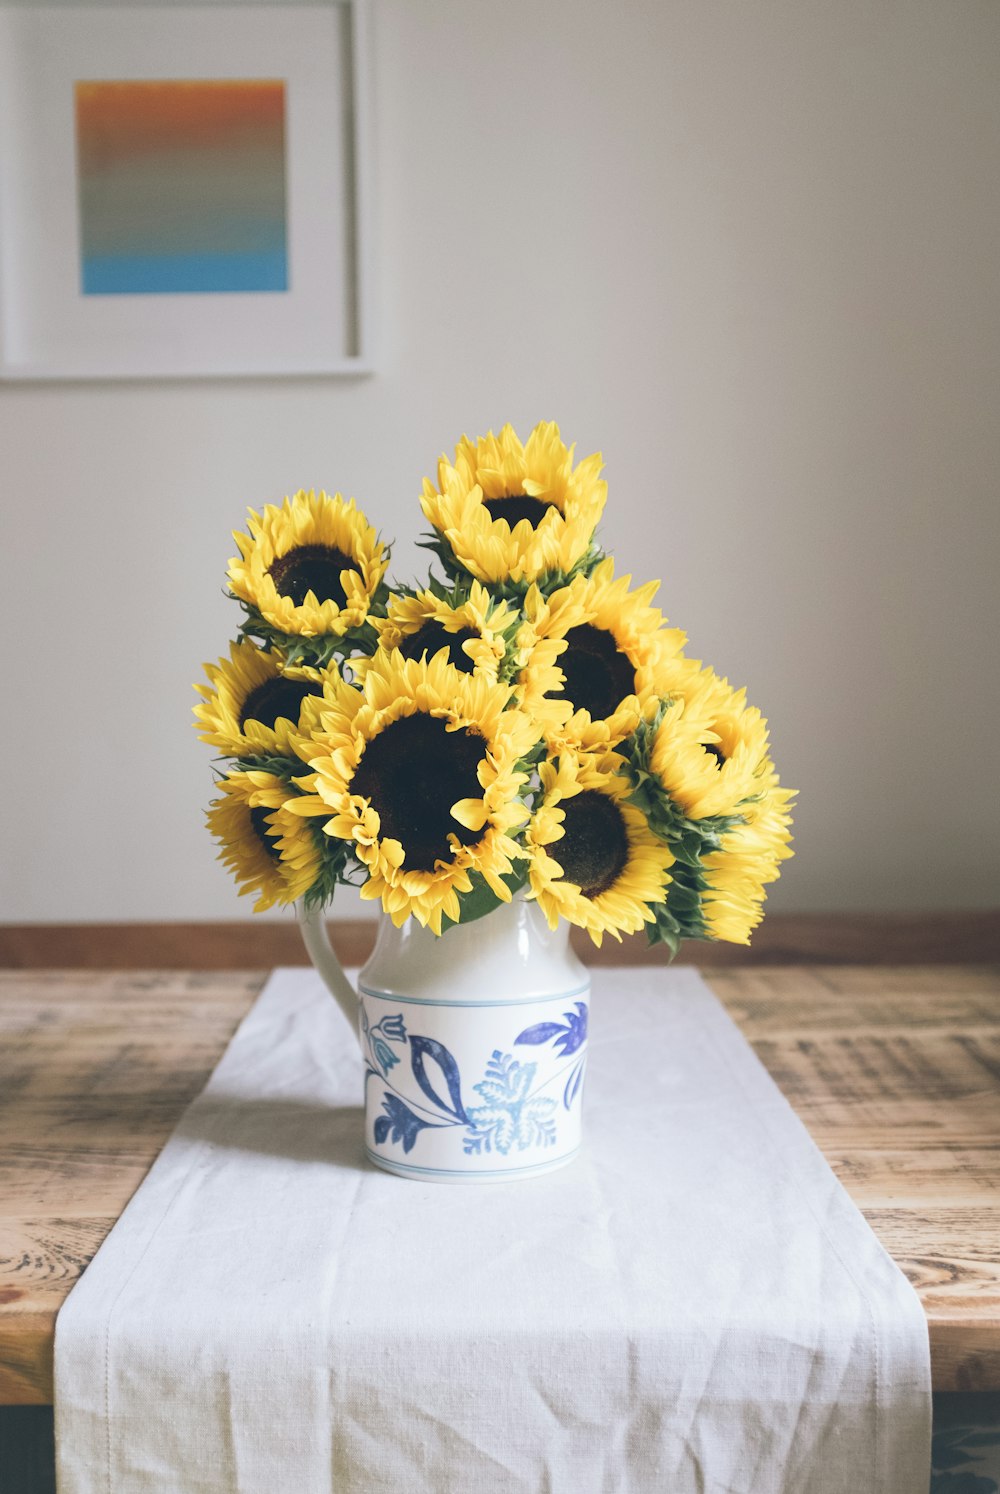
[55, 967, 931, 1493]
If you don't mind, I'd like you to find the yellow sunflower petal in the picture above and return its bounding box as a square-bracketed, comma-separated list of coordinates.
[450, 797, 489, 832]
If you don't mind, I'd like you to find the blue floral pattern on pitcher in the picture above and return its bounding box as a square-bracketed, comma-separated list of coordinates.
[367, 1014, 406, 1075]
[464, 1053, 557, 1156]
[361, 1003, 588, 1158]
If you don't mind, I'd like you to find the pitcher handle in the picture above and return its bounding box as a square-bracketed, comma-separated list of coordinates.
[297, 902, 360, 1040]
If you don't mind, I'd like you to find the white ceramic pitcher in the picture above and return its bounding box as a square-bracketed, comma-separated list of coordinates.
[298, 894, 591, 1182]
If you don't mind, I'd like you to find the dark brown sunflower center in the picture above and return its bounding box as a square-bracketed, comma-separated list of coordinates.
[556, 791, 629, 898]
[398, 621, 478, 674]
[239, 677, 322, 731]
[704, 743, 726, 769]
[482, 494, 554, 529]
[269, 545, 355, 608]
[249, 806, 282, 862]
[350, 714, 487, 873]
[549, 624, 636, 721]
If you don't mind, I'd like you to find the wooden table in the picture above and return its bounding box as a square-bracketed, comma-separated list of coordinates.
[1, 965, 998, 1404]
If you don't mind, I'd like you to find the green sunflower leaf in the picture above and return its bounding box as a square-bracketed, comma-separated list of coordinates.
[645, 902, 682, 956]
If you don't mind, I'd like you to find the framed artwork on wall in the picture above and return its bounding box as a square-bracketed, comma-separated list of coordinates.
[0, 0, 371, 379]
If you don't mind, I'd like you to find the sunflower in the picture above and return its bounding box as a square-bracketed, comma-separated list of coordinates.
[526, 752, 673, 946]
[287, 651, 542, 934]
[649, 670, 773, 821]
[358, 581, 517, 683]
[517, 558, 686, 750]
[228, 490, 387, 643]
[207, 770, 322, 912]
[699, 767, 796, 944]
[193, 640, 329, 757]
[420, 421, 606, 586]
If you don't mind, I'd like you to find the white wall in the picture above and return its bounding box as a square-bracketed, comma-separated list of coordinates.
[2, 0, 998, 923]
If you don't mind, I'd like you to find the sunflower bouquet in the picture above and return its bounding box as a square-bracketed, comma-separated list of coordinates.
[195, 422, 794, 952]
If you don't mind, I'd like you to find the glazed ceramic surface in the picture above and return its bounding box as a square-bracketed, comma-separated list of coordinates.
[299, 895, 591, 1182]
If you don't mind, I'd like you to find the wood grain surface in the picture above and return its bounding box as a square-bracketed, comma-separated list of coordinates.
[1, 965, 998, 1404]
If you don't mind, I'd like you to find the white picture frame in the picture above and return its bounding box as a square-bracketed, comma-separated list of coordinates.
[0, 0, 372, 380]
